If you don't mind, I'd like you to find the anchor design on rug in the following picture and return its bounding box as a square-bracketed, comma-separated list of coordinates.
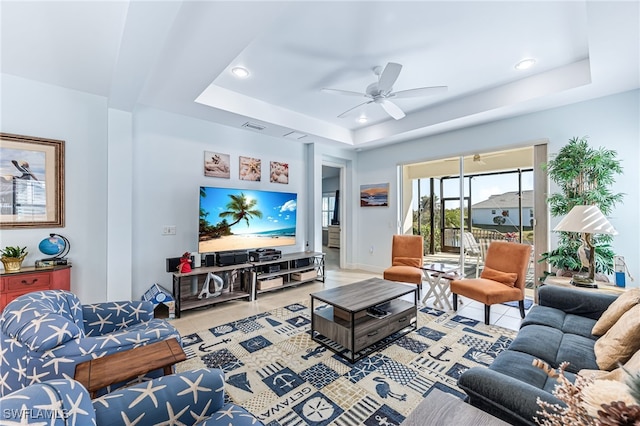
[373, 377, 407, 401]
[199, 338, 231, 352]
[428, 345, 452, 362]
[375, 415, 396, 426]
[302, 346, 327, 360]
[273, 373, 296, 391]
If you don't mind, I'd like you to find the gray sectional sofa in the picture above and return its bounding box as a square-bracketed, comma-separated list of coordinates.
[457, 284, 619, 426]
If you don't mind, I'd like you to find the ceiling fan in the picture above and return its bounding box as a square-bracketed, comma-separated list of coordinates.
[321, 62, 448, 120]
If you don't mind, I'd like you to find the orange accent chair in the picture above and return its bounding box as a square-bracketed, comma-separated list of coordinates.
[450, 241, 532, 324]
[383, 235, 424, 285]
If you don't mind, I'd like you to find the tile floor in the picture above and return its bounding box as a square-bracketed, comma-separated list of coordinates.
[169, 266, 526, 336]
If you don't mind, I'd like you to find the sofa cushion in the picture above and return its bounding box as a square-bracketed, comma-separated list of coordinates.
[579, 349, 640, 382]
[594, 304, 640, 370]
[480, 266, 518, 287]
[508, 324, 597, 373]
[592, 288, 640, 336]
[556, 333, 598, 373]
[489, 350, 554, 390]
[521, 305, 598, 339]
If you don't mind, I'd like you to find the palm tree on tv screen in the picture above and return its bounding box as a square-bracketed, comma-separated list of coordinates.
[219, 193, 263, 230]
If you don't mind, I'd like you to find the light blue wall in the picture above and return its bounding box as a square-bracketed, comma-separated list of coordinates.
[356, 90, 639, 286]
[1, 74, 109, 303]
[1, 72, 637, 301]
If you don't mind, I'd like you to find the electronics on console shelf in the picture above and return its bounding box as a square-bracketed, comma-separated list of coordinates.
[262, 264, 281, 273]
[216, 251, 249, 266]
[248, 249, 282, 262]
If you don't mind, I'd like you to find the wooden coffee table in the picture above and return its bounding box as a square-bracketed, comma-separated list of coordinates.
[310, 277, 418, 363]
[74, 338, 186, 398]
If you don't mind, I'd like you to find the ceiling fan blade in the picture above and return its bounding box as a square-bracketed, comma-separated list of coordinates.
[379, 99, 405, 120]
[391, 86, 448, 99]
[337, 100, 373, 118]
[321, 88, 367, 97]
[377, 62, 402, 93]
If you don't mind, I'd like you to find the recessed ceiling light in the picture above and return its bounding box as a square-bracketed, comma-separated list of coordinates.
[231, 66, 250, 78]
[515, 58, 536, 70]
[358, 116, 368, 124]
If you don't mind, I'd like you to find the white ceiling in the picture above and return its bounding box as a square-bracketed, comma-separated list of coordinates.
[2, 1, 638, 150]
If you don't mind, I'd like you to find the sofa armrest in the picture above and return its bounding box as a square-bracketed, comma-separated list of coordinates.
[93, 368, 225, 425]
[538, 285, 617, 320]
[82, 300, 155, 336]
[458, 366, 563, 426]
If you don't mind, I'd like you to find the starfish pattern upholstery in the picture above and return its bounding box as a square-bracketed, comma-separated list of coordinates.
[0, 368, 263, 425]
[0, 290, 181, 397]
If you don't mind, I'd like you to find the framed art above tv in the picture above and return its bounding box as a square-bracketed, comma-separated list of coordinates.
[199, 186, 297, 253]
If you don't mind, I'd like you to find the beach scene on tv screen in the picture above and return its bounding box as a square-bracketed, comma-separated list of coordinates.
[199, 187, 297, 252]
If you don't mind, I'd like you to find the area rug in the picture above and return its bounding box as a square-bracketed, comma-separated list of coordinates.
[176, 301, 517, 425]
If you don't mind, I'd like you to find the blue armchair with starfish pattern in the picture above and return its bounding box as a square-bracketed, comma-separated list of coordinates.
[0, 289, 181, 397]
[0, 368, 263, 425]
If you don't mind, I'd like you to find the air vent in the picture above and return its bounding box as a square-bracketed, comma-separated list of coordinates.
[283, 131, 308, 140]
[242, 122, 265, 131]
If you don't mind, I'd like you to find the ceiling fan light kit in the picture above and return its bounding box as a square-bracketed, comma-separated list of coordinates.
[322, 62, 448, 121]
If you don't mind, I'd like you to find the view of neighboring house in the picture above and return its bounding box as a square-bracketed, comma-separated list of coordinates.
[471, 190, 534, 228]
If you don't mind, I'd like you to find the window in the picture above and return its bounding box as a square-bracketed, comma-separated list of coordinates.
[322, 193, 335, 228]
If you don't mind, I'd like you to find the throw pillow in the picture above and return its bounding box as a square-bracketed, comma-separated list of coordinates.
[592, 288, 640, 336]
[392, 257, 421, 268]
[480, 266, 518, 287]
[594, 304, 640, 370]
[581, 379, 637, 418]
[579, 349, 640, 382]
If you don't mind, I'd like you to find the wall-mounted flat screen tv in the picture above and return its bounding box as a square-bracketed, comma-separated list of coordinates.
[199, 186, 297, 253]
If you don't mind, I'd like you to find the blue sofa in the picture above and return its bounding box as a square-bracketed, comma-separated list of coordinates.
[457, 285, 619, 425]
[0, 290, 181, 397]
[0, 368, 263, 425]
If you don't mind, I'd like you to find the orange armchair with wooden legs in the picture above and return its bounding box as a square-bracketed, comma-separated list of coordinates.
[450, 241, 532, 325]
[383, 234, 424, 285]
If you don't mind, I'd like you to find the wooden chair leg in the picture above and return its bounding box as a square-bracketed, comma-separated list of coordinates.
[453, 293, 458, 311]
[519, 300, 526, 319]
[484, 305, 490, 325]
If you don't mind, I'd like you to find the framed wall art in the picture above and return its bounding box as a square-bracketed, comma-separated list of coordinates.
[270, 161, 289, 184]
[360, 183, 389, 207]
[0, 133, 65, 228]
[239, 156, 261, 181]
[204, 151, 230, 178]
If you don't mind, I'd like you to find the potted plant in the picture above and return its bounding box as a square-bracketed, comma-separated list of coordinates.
[1, 246, 28, 272]
[540, 136, 624, 280]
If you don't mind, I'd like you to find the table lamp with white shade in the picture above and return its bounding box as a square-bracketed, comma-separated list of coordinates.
[553, 205, 617, 288]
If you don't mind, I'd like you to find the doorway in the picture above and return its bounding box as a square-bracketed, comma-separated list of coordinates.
[322, 165, 341, 270]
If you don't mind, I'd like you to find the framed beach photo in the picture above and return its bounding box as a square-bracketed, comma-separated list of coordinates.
[270, 161, 289, 184]
[0, 133, 65, 228]
[360, 183, 389, 207]
[204, 151, 230, 178]
[239, 156, 261, 181]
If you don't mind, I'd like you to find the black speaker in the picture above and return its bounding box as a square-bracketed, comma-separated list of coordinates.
[234, 251, 248, 264]
[293, 258, 311, 268]
[216, 252, 236, 266]
[204, 254, 216, 267]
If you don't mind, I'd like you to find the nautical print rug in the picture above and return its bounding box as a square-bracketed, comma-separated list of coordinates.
[176, 301, 517, 426]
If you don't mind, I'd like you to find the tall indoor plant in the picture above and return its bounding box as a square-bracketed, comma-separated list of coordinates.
[540, 136, 624, 278]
